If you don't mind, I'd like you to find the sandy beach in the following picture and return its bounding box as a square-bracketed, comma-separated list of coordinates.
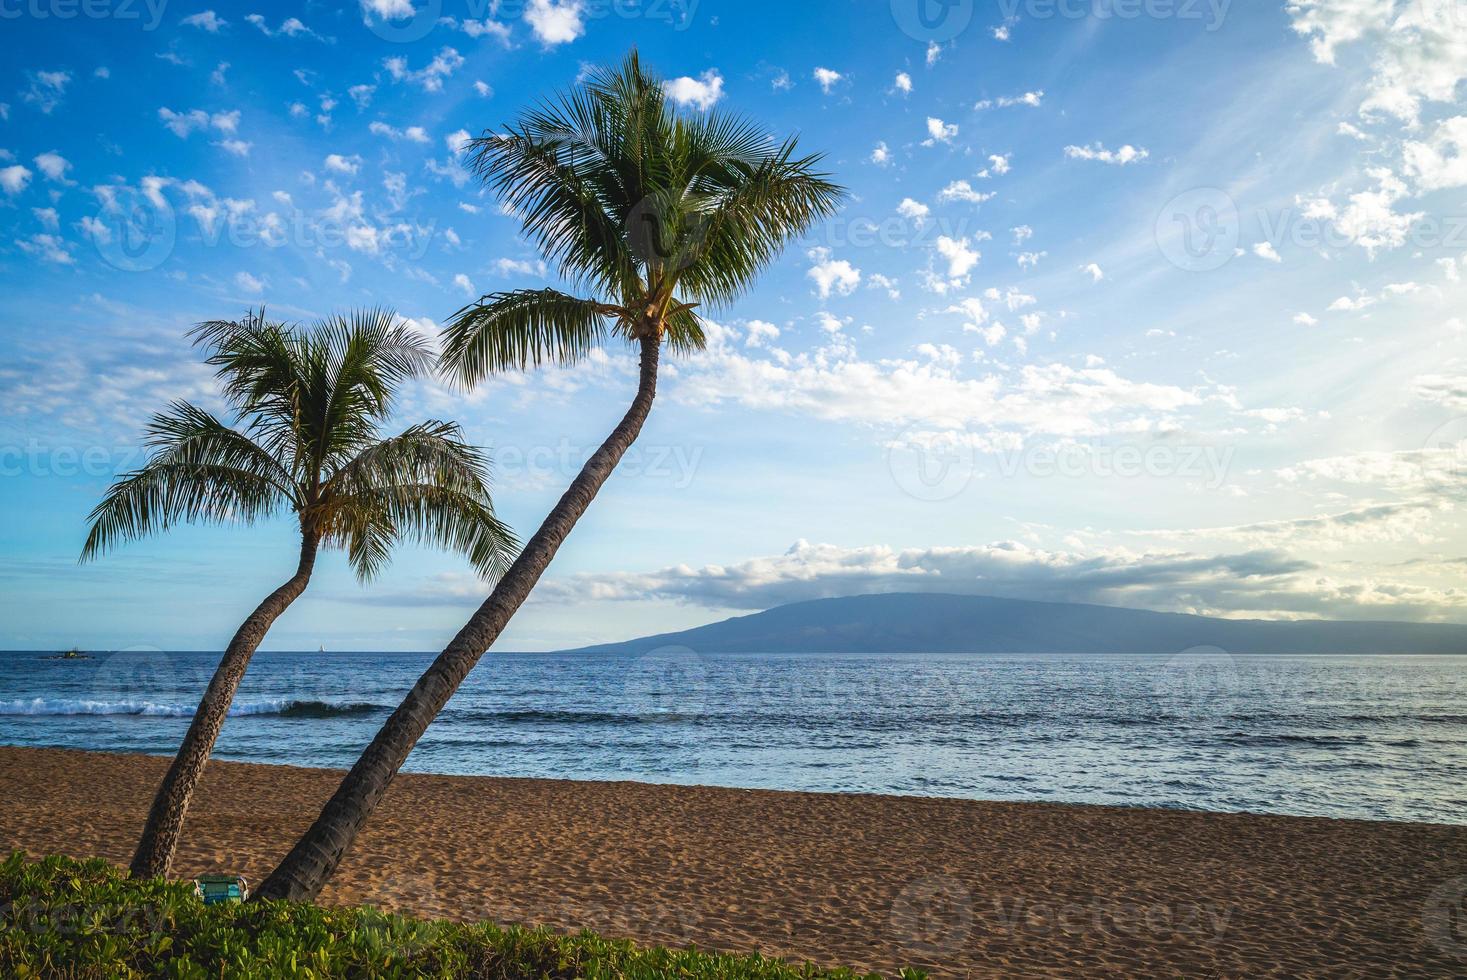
[0, 746, 1462, 977]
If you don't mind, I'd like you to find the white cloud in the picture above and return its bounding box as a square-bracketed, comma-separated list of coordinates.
[474, 80, 493, 97]
[1298, 167, 1422, 255]
[32, 207, 58, 229]
[871, 142, 891, 166]
[806, 247, 861, 299]
[1289, 0, 1467, 125]
[938, 180, 995, 204]
[384, 47, 465, 93]
[370, 121, 431, 143]
[158, 107, 240, 139]
[528, 535, 1467, 621]
[214, 138, 252, 157]
[453, 273, 476, 297]
[78, 215, 109, 243]
[1402, 116, 1467, 191]
[235, 271, 265, 293]
[924, 117, 958, 144]
[974, 90, 1043, 111]
[524, 0, 584, 46]
[181, 10, 227, 31]
[32, 151, 71, 184]
[1081, 262, 1105, 283]
[868, 273, 901, 300]
[936, 235, 981, 279]
[247, 14, 321, 39]
[813, 67, 843, 93]
[894, 72, 912, 94]
[897, 198, 929, 226]
[993, 24, 1011, 41]
[980, 153, 1011, 177]
[1252, 241, 1282, 262]
[664, 69, 724, 110]
[0, 165, 32, 195]
[745, 319, 781, 348]
[16, 233, 73, 264]
[1064, 143, 1149, 165]
[926, 41, 941, 65]
[23, 69, 71, 114]
[324, 153, 363, 176]
[1293, 313, 1320, 326]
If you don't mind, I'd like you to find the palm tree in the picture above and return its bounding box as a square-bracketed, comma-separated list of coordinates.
[254, 52, 843, 902]
[84, 309, 517, 881]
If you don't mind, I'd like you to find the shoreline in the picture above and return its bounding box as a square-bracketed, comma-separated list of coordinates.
[1, 745, 1463, 976]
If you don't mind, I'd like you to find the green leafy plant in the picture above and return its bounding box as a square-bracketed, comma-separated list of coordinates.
[0, 853, 926, 979]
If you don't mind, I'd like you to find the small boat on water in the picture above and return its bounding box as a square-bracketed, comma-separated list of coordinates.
[43, 648, 92, 661]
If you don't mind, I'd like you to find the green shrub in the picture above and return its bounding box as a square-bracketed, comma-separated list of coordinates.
[0, 853, 925, 979]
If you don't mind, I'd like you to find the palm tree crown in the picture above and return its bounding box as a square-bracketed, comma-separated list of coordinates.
[441, 51, 844, 380]
[82, 308, 516, 580]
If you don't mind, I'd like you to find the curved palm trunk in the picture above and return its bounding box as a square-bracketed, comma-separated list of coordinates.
[255, 334, 662, 903]
[129, 532, 320, 880]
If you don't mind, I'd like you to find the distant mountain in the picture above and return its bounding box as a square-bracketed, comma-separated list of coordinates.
[562, 593, 1467, 655]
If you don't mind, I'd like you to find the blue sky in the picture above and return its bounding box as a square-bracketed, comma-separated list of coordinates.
[2, 0, 1467, 651]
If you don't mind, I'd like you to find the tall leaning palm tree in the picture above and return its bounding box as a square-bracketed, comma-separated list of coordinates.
[255, 52, 843, 902]
[84, 309, 516, 881]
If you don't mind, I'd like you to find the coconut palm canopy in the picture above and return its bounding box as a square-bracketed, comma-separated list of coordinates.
[81, 309, 517, 581]
[440, 51, 844, 380]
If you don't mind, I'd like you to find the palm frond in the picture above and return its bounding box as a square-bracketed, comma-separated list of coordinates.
[80, 402, 293, 561]
[441, 288, 618, 383]
[321, 422, 519, 581]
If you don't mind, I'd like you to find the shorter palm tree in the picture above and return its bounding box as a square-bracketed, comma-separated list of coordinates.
[82, 309, 516, 881]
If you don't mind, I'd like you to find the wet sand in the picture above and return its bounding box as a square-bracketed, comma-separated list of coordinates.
[0, 746, 1462, 977]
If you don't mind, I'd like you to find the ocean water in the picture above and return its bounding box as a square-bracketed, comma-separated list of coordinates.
[1, 649, 1464, 825]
